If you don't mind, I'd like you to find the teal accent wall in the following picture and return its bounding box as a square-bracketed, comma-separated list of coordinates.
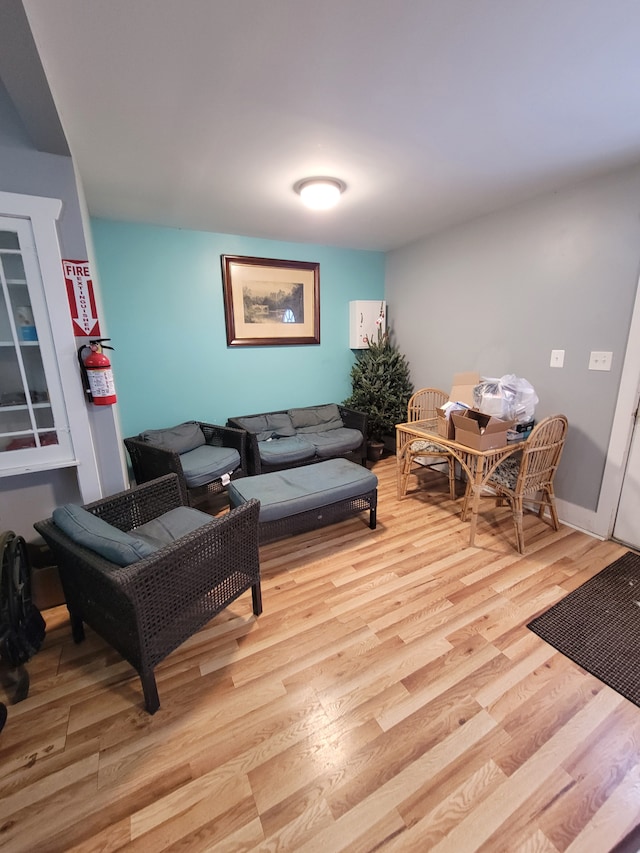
[90, 219, 384, 437]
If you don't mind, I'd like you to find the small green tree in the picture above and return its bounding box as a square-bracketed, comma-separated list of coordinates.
[344, 330, 414, 441]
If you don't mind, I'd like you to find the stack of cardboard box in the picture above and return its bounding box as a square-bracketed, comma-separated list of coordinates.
[437, 372, 515, 451]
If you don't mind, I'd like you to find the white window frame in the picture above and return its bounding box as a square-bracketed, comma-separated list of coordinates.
[0, 191, 100, 501]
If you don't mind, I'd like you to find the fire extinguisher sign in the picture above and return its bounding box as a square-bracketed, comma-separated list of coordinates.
[63, 259, 101, 337]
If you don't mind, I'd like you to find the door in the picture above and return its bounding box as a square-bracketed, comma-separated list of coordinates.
[613, 403, 640, 548]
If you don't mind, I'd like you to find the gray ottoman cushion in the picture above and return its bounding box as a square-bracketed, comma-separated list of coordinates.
[228, 458, 378, 522]
[180, 445, 241, 488]
[257, 435, 316, 465]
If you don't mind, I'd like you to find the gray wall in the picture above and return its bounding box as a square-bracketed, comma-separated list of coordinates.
[0, 78, 122, 538]
[0, 80, 86, 259]
[386, 163, 640, 512]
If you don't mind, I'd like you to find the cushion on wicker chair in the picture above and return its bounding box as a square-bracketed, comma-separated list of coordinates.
[179, 445, 241, 488]
[52, 504, 155, 566]
[133, 506, 213, 549]
[141, 422, 206, 454]
[490, 454, 521, 489]
[409, 439, 450, 454]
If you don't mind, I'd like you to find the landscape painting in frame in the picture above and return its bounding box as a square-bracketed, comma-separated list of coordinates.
[221, 255, 320, 346]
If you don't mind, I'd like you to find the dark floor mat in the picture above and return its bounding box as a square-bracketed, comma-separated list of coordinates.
[527, 551, 640, 708]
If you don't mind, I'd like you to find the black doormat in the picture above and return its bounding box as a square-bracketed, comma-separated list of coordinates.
[527, 551, 640, 709]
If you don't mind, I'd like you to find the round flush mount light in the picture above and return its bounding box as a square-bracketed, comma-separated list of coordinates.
[294, 177, 346, 210]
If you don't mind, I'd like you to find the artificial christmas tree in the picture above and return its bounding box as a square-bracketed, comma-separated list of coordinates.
[344, 329, 413, 458]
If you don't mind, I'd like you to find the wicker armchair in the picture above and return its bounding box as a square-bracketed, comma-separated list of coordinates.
[464, 414, 568, 553]
[397, 387, 457, 500]
[124, 421, 247, 507]
[33, 474, 261, 714]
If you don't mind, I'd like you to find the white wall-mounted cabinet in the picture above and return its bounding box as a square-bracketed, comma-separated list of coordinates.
[349, 300, 386, 349]
[0, 191, 101, 501]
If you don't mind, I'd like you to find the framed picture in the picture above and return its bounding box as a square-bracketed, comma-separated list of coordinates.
[221, 255, 320, 346]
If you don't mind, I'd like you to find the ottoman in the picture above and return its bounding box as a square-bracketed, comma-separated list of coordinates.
[228, 458, 378, 543]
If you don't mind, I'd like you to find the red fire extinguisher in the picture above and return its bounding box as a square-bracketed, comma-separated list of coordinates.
[78, 339, 117, 406]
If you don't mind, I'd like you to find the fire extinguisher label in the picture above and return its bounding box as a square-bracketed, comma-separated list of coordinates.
[88, 369, 116, 397]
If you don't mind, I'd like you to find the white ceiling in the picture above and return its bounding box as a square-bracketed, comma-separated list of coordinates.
[17, 0, 640, 251]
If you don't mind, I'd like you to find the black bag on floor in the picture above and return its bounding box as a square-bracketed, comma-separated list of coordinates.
[0, 531, 46, 668]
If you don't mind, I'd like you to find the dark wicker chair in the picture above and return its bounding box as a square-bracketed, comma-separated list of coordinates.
[124, 421, 247, 507]
[33, 474, 262, 714]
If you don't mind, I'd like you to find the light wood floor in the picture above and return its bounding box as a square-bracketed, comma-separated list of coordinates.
[1, 456, 638, 852]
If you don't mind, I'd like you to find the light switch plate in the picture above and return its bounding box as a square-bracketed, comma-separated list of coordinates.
[589, 351, 613, 371]
[550, 349, 565, 368]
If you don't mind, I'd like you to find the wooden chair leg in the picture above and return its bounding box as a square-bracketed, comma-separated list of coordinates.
[546, 486, 560, 530]
[461, 481, 471, 521]
[447, 457, 456, 500]
[397, 450, 412, 499]
[513, 496, 525, 553]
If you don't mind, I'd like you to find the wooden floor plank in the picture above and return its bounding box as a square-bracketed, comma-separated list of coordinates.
[0, 455, 636, 853]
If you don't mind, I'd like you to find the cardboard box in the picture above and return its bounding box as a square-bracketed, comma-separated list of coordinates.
[451, 409, 515, 451]
[31, 565, 65, 610]
[28, 542, 65, 610]
[436, 371, 480, 439]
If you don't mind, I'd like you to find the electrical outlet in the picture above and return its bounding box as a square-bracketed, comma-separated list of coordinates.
[550, 349, 565, 368]
[589, 351, 613, 371]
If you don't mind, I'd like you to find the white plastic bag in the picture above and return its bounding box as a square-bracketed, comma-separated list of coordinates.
[473, 374, 538, 422]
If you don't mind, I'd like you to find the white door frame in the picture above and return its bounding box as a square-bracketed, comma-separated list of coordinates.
[0, 189, 102, 502]
[596, 270, 640, 539]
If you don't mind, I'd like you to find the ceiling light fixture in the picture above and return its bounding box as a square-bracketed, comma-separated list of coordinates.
[294, 177, 346, 210]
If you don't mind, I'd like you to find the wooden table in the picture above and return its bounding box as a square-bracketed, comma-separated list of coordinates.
[395, 418, 525, 547]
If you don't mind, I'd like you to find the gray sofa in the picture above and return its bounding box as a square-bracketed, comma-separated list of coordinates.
[227, 403, 368, 475]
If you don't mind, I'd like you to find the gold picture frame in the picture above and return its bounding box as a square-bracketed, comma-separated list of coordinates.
[221, 255, 320, 346]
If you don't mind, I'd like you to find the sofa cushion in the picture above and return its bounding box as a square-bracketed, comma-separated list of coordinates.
[134, 506, 213, 549]
[257, 436, 316, 465]
[234, 413, 296, 442]
[180, 445, 241, 488]
[303, 427, 364, 458]
[141, 422, 205, 454]
[52, 504, 156, 567]
[288, 404, 344, 434]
